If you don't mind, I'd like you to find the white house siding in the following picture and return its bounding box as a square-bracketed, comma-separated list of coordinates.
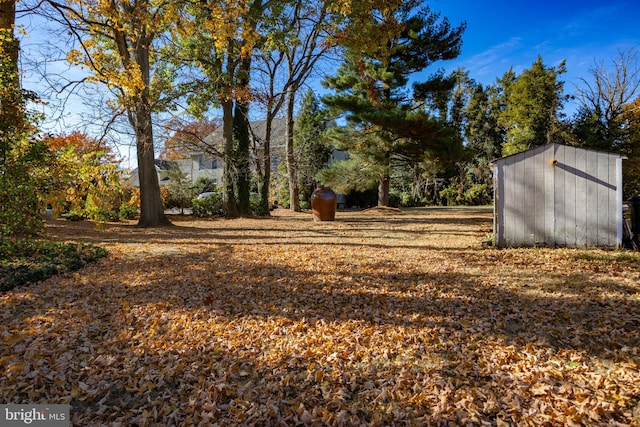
[187, 155, 223, 186]
[493, 143, 624, 248]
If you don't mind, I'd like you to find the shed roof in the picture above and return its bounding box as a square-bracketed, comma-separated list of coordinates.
[490, 143, 626, 166]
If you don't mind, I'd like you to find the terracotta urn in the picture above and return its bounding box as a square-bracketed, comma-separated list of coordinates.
[311, 187, 337, 221]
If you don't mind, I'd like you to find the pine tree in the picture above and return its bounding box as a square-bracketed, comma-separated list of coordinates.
[321, 2, 465, 206]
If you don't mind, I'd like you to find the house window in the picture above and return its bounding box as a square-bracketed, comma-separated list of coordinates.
[198, 156, 217, 170]
[198, 156, 218, 170]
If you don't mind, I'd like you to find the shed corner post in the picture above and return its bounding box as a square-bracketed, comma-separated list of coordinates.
[492, 162, 502, 247]
[616, 156, 624, 247]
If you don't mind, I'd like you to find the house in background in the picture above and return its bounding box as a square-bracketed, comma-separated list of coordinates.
[491, 143, 626, 248]
[128, 117, 348, 205]
[202, 118, 288, 176]
[128, 118, 287, 189]
[126, 157, 222, 188]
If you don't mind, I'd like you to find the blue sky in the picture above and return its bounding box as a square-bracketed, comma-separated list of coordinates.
[424, 0, 639, 112]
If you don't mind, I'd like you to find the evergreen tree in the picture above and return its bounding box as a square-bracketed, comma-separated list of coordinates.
[165, 165, 192, 215]
[464, 83, 503, 179]
[499, 56, 568, 156]
[321, 2, 465, 206]
[571, 105, 610, 150]
[294, 89, 332, 202]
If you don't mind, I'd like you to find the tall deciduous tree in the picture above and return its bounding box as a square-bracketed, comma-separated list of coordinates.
[0, 0, 50, 238]
[573, 48, 640, 153]
[0, 0, 19, 125]
[179, 0, 265, 217]
[280, 0, 334, 212]
[160, 119, 220, 160]
[45, 0, 176, 227]
[621, 96, 640, 197]
[322, 2, 465, 206]
[499, 56, 568, 156]
[208, 0, 335, 214]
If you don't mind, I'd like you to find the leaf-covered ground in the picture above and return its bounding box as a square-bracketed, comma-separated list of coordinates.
[1, 207, 639, 426]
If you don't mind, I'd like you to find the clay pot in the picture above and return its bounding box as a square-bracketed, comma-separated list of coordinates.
[311, 187, 337, 221]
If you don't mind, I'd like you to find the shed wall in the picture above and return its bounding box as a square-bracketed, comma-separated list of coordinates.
[494, 144, 622, 248]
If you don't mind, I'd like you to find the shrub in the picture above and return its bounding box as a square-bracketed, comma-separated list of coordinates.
[0, 239, 107, 292]
[98, 209, 120, 222]
[440, 182, 492, 206]
[119, 203, 138, 220]
[160, 186, 172, 209]
[0, 31, 48, 241]
[299, 200, 311, 210]
[439, 184, 459, 206]
[192, 177, 217, 197]
[192, 192, 223, 217]
[250, 193, 268, 216]
[66, 210, 85, 221]
[463, 183, 492, 206]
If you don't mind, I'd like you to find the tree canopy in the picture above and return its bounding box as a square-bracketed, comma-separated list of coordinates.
[499, 56, 568, 156]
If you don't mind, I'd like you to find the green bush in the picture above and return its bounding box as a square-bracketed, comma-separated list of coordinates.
[119, 203, 138, 220]
[191, 177, 217, 197]
[0, 239, 107, 292]
[463, 183, 492, 206]
[440, 183, 492, 206]
[250, 193, 268, 216]
[299, 200, 311, 210]
[389, 189, 423, 208]
[192, 192, 223, 217]
[65, 210, 85, 221]
[93, 208, 120, 222]
[440, 183, 462, 206]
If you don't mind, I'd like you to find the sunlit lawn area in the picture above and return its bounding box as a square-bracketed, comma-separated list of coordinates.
[1, 207, 639, 425]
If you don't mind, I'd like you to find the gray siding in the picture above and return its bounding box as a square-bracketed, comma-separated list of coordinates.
[493, 143, 623, 248]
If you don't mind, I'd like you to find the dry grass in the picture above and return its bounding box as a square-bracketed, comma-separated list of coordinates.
[1, 207, 639, 426]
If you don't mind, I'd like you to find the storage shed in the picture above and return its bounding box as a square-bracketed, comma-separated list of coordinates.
[491, 143, 625, 248]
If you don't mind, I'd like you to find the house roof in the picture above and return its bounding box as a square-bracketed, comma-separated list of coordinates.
[202, 117, 288, 153]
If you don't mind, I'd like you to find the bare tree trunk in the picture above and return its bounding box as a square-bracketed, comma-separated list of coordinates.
[378, 152, 391, 206]
[234, 98, 251, 216]
[378, 175, 390, 207]
[133, 40, 170, 227]
[260, 110, 273, 215]
[0, 0, 14, 31]
[286, 87, 300, 211]
[136, 107, 170, 227]
[222, 99, 238, 217]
